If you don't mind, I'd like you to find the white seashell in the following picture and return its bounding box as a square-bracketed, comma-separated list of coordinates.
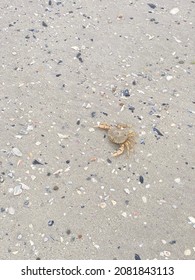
[20, 183, 30, 190]
[170, 8, 179, 15]
[13, 185, 22, 196]
[8, 207, 15, 215]
[12, 147, 22, 157]
[57, 133, 69, 139]
[188, 216, 195, 224]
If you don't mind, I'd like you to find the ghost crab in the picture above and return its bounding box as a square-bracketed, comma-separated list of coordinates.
[96, 122, 136, 157]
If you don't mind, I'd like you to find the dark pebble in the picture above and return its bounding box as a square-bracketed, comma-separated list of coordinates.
[66, 160, 70, 164]
[0, 176, 4, 183]
[23, 200, 29, 207]
[153, 127, 163, 136]
[53, 186, 59, 191]
[101, 111, 108, 116]
[139, 175, 144, 184]
[66, 229, 71, 235]
[140, 139, 145, 145]
[76, 119, 80, 125]
[76, 52, 83, 63]
[169, 240, 176, 245]
[107, 158, 112, 164]
[128, 105, 135, 112]
[48, 220, 54, 226]
[32, 159, 43, 165]
[42, 21, 48, 27]
[91, 112, 96, 118]
[121, 89, 130, 97]
[135, 253, 141, 260]
[132, 80, 137, 85]
[48, 0, 52, 5]
[0, 207, 5, 212]
[56, 74, 61, 77]
[125, 200, 129, 205]
[147, 3, 156, 9]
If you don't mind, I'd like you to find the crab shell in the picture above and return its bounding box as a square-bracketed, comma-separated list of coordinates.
[107, 127, 133, 144]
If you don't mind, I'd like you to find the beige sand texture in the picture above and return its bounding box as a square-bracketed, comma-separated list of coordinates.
[0, 0, 194, 259]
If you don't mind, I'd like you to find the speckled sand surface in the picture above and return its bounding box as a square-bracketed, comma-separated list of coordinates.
[0, 0, 195, 260]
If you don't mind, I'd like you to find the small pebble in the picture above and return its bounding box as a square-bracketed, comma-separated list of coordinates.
[174, 178, 181, 184]
[91, 112, 96, 117]
[188, 216, 195, 224]
[128, 105, 135, 112]
[12, 147, 22, 157]
[32, 159, 43, 165]
[111, 200, 117, 206]
[122, 212, 127, 218]
[57, 133, 69, 139]
[170, 8, 179, 15]
[21, 183, 30, 190]
[13, 185, 23, 196]
[8, 207, 15, 215]
[135, 253, 141, 260]
[124, 188, 130, 194]
[166, 75, 173, 81]
[139, 175, 144, 184]
[42, 21, 48, 27]
[169, 240, 176, 245]
[184, 249, 191, 256]
[0, 176, 4, 183]
[147, 3, 156, 9]
[121, 89, 130, 97]
[164, 251, 171, 257]
[99, 202, 107, 209]
[48, 220, 54, 226]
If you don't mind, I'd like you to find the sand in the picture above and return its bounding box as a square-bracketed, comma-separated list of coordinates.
[0, 0, 194, 260]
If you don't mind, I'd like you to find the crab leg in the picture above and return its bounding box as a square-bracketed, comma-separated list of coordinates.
[95, 123, 111, 130]
[124, 142, 130, 156]
[112, 143, 125, 157]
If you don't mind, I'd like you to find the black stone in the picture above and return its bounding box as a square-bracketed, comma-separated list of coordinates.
[101, 111, 108, 116]
[121, 89, 130, 97]
[169, 240, 176, 245]
[42, 21, 48, 27]
[32, 159, 43, 165]
[91, 112, 96, 117]
[147, 3, 156, 9]
[48, 220, 54, 226]
[135, 253, 141, 260]
[153, 127, 164, 136]
[139, 175, 144, 184]
[128, 105, 135, 112]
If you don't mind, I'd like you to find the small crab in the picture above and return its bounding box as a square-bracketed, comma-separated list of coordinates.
[96, 122, 136, 157]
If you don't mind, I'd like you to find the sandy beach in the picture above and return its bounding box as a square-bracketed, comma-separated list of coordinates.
[0, 0, 194, 260]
